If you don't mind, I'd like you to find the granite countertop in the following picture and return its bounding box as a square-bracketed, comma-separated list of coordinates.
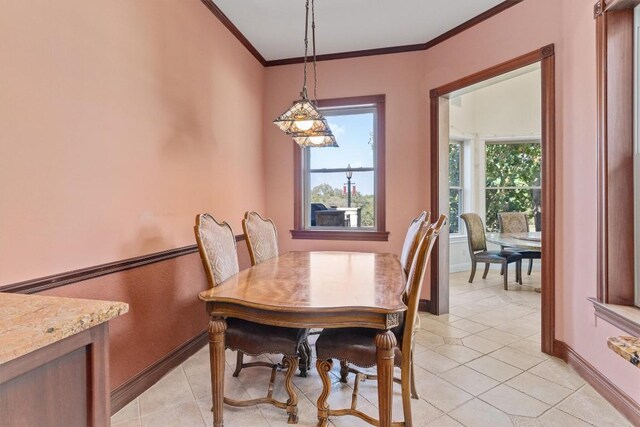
[0, 292, 128, 364]
[607, 336, 640, 368]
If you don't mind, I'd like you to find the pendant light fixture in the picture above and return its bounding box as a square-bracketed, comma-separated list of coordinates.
[273, 0, 337, 148]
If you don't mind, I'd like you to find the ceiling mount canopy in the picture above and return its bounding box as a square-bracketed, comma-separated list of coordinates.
[272, 0, 337, 148]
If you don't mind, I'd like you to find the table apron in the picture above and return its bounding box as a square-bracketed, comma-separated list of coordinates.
[206, 301, 404, 330]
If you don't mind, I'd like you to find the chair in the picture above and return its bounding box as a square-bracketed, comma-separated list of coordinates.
[338, 210, 431, 399]
[460, 213, 523, 290]
[315, 215, 447, 427]
[194, 213, 307, 423]
[241, 211, 311, 377]
[497, 212, 541, 275]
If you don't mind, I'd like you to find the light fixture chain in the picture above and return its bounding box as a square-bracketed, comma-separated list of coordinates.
[302, 0, 310, 99]
[312, 0, 318, 104]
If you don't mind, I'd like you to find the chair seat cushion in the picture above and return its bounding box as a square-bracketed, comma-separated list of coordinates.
[226, 318, 307, 357]
[474, 250, 522, 262]
[315, 327, 402, 368]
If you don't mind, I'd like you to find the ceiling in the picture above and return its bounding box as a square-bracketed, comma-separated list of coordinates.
[213, 0, 509, 62]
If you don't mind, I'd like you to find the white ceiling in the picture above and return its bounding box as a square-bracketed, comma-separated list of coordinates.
[214, 0, 506, 61]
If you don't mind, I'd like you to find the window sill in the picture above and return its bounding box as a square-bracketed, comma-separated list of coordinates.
[290, 229, 389, 241]
[450, 234, 467, 242]
[588, 297, 640, 337]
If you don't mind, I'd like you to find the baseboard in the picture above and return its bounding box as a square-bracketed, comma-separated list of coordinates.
[110, 331, 208, 414]
[553, 339, 640, 425]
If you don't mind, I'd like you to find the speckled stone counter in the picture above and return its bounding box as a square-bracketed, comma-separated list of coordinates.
[607, 336, 640, 368]
[0, 292, 128, 364]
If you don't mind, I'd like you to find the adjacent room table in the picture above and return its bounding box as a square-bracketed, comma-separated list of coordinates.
[199, 251, 406, 427]
[485, 231, 542, 251]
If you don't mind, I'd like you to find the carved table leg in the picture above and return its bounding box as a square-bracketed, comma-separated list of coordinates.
[283, 355, 299, 424]
[376, 330, 397, 427]
[316, 359, 333, 427]
[209, 316, 227, 427]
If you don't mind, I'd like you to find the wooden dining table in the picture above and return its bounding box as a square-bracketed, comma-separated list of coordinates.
[198, 251, 407, 427]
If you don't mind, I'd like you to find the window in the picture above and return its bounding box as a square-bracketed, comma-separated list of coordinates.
[484, 140, 541, 231]
[292, 95, 387, 241]
[448, 141, 463, 234]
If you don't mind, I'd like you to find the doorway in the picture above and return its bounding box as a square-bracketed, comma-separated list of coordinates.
[428, 45, 556, 355]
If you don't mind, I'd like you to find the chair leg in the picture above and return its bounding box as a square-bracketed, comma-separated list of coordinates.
[316, 359, 333, 427]
[339, 360, 349, 383]
[282, 355, 299, 424]
[298, 340, 311, 377]
[503, 262, 508, 290]
[233, 351, 244, 377]
[500, 264, 504, 275]
[401, 362, 413, 427]
[528, 258, 533, 275]
[410, 349, 419, 399]
[517, 260, 523, 285]
[482, 263, 490, 279]
[469, 261, 477, 283]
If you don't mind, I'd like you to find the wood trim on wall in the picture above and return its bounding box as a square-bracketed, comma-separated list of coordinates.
[110, 331, 208, 414]
[588, 297, 640, 336]
[0, 235, 246, 295]
[291, 94, 388, 241]
[428, 45, 556, 355]
[554, 339, 640, 425]
[200, 0, 523, 67]
[200, 0, 267, 66]
[594, 0, 638, 306]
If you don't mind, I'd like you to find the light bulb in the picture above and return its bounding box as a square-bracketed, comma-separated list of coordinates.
[309, 136, 325, 145]
[295, 120, 314, 131]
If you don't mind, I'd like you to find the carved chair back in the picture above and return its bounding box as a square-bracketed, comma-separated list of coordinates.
[399, 211, 430, 275]
[194, 213, 239, 288]
[497, 212, 530, 233]
[401, 215, 447, 356]
[242, 211, 279, 266]
[460, 213, 487, 254]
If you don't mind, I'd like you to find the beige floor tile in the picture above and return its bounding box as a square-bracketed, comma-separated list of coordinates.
[196, 396, 265, 427]
[421, 322, 473, 339]
[476, 328, 522, 345]
[449, 318, 491, 333]
[527, 358, 585, 391]
[507, 339, 550, 360]
[438, 365, 499, 396]
[479, 384, 549, 417]
[138, 367, 195, 416]
[493, 319, 540, 338]
[509, 415, 543, 426]
[466, 355, 523, 382]
[414, 329, 446, 348]
[413, 349, 460, 374]
[413, 366, 473, 412]
[556, 385, 633, 427]
[488, 347, 545, 370]
[112, 399, 140, 425]
[462, 334, 504, 354]
[449, 398, 514, 427]
[141, 400, 205, 427]
[538, 408, 592, 426]
[112, 419, 142, 427]
[506, 372, 573, 405]
[426, 414, 464, 426]
[432, 344, 483, 364]
[429, 313, 463, 324]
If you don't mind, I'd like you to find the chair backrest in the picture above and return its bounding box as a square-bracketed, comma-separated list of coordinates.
[401, 214, 447, 356]
[460, 213, 487, 253]
[242, 211, 279, 266]
[497, 212, 529, 233]
[194, 213, 239, 288]
[399, 211, 431, 275]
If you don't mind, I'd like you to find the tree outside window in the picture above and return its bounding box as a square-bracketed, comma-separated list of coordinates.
[449, 141, 463, 234]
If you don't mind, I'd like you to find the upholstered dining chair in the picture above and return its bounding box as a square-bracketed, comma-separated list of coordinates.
[339, 210, 431, 400]
[497, 212, 541, 276]
[460, 213, 523, 290]
[315, 215, 447, 427]
[194, 213, 307, 423]
[241, 211, 311, 377]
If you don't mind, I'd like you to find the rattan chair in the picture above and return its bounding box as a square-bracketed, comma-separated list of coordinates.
[460, 213, 522, 290]
[315, 215, 447, 427]
[241, 211, 311, 377]
[195, 213, 307, 423]
[497, 212, 541, 275]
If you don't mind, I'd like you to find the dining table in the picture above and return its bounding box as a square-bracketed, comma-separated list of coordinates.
[485, 231, 542, 251]
[198, 251, 407, 427]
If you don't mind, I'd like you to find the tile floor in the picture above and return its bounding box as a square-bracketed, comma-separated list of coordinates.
[112, 269, 632, 426]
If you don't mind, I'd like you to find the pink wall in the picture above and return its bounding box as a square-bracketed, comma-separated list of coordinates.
[0, 0, 265, 286]
[264, 0, 640, 404]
